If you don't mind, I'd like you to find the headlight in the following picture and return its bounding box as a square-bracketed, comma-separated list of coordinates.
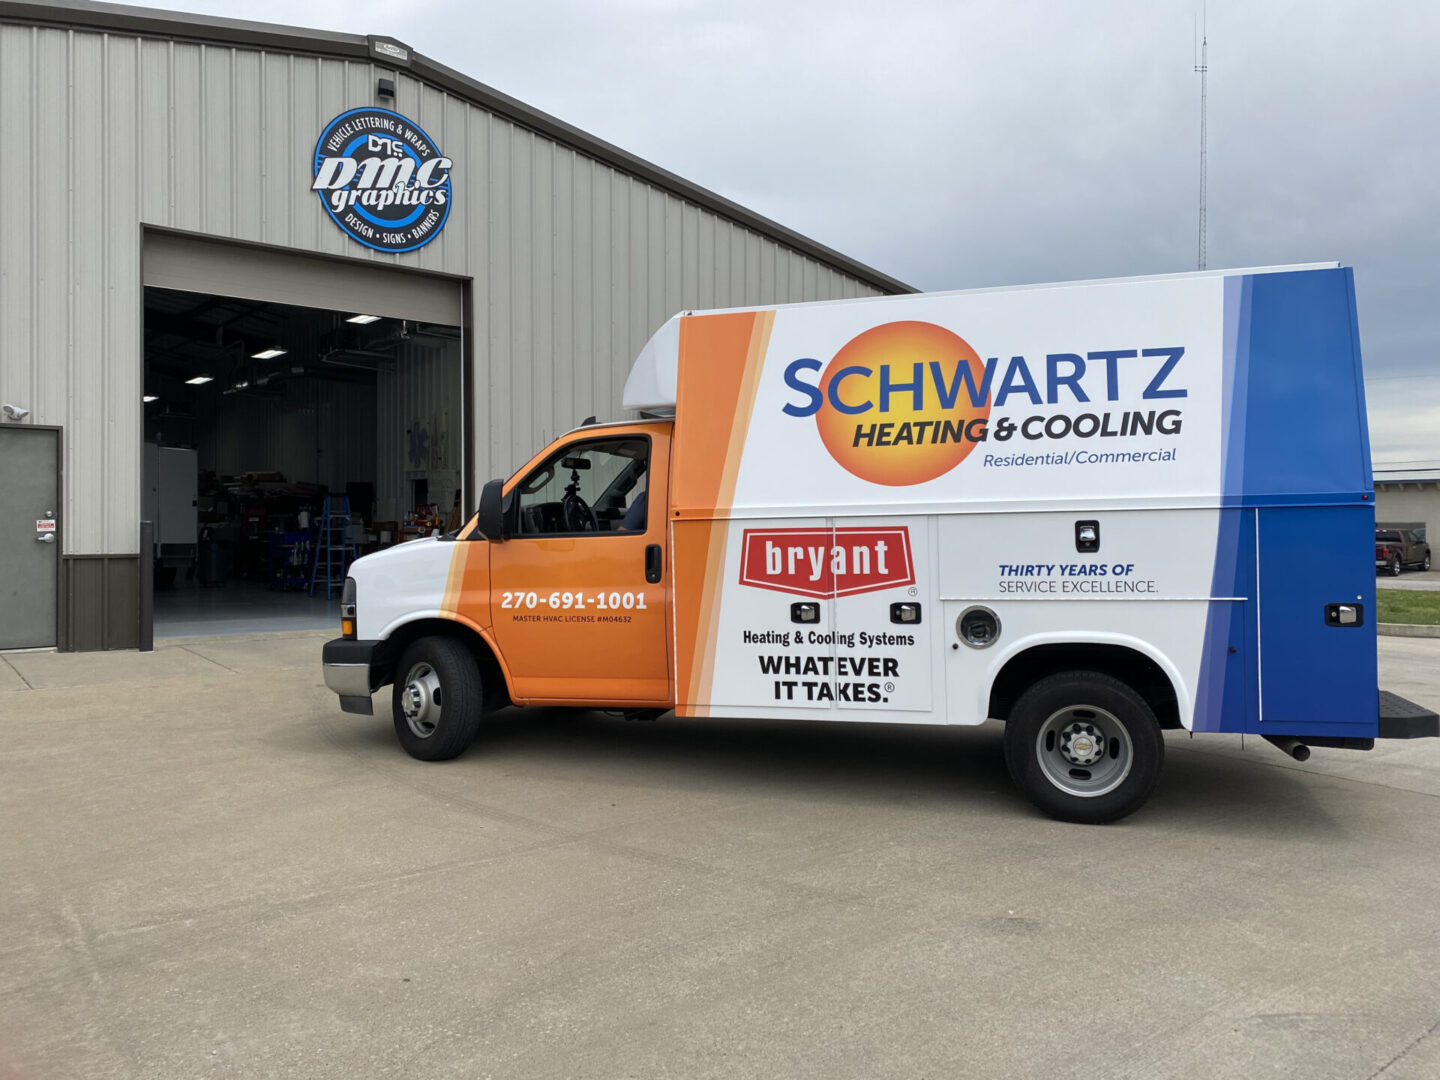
[341, 577, 357, 639]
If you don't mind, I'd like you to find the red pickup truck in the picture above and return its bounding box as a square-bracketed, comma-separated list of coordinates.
[1376, 528, 1431, 575]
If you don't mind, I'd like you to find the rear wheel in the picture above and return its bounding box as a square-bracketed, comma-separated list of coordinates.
[392, 637, 485, 761]
[1389, 555, 1402, 577]
[1004, 671, 1164, 824]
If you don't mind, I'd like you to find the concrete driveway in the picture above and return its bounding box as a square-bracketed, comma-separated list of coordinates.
[1378, 568, 1440, 591]
[2, 634, 1439, 1079]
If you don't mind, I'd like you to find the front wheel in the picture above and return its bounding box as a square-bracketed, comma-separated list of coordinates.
[392, 637, 485, 761]
[1003, 671, 1164, 824]
[1422, 552, 1431, 572]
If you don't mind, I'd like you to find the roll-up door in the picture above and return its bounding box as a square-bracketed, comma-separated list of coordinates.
[142, 231, 464, 326]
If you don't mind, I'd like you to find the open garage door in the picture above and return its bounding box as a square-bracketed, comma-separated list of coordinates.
[140, 232, 469, 640]
[143, 231, 465, 327]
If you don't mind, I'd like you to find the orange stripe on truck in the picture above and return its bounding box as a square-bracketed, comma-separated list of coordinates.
[441, 541, 470, 615]
[670, 310, 774, 713]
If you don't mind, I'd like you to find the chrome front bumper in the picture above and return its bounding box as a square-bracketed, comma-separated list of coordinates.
[323, 661, 373, 698]
[322, 638, 385, 715]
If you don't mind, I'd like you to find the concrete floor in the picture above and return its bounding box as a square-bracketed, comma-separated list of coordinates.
[2, 635, 1439, 1079]
[1379, 568, 1440, 592]
[153, 580, 342, 638]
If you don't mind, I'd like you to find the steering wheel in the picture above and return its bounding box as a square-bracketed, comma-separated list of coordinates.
[562, 491, 598, 532]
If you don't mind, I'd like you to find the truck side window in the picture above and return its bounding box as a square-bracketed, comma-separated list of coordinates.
[515, 437, 649, 536]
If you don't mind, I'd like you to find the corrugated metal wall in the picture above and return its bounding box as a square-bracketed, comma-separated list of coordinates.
[197, 380, 378, 493]
[0, 22, 884, 556]
[375, 339, 464, 524]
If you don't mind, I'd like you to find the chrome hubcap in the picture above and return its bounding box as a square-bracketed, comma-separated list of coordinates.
[1059, 722, 1105, 766]
[401, 662, 443, 738]
[1036, 705, 1133, 798]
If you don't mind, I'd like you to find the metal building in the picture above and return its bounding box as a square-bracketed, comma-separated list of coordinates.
[0, 0, 908, 651]
[1373, 461, 1439, 550]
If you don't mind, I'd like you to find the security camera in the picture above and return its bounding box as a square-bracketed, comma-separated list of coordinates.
[2, 403, 29, 421]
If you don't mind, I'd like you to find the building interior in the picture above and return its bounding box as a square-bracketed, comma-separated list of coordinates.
[142, 288, 463, 637]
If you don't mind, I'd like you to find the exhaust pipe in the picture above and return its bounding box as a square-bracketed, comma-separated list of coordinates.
[1262, 735, 1311, 762]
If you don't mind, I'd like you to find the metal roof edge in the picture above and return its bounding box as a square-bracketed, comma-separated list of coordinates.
[0, 0, 916, 296]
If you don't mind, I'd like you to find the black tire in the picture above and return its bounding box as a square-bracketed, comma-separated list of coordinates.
[1389, 555, 1402, 577]
[1003, 670, 1164, 824]
[1422, 552, 1432, 572]
[392, 636, 485, 761]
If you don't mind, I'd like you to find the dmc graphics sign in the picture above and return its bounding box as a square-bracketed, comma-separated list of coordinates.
[312, 107, 452, 252]
[780, 320, 1187, 487]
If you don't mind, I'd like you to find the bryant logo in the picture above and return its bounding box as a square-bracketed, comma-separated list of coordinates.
[738, 527, 915, 599]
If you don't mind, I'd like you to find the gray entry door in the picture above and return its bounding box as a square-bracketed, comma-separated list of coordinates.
[0, 427, 59, 649]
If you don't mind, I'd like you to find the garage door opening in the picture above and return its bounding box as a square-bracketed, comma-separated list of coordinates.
[143, 287, 463, 637]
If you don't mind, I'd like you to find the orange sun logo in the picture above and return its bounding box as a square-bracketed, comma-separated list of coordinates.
[815, 321, 991, 486]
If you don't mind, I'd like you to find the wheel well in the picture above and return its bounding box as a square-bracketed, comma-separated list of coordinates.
[380, 618, 512, 711]
[987, 644, 1181, 729]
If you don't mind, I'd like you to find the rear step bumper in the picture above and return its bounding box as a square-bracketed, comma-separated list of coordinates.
[1378, 691, 1440, 739]
[1261, 693, 1435, 760]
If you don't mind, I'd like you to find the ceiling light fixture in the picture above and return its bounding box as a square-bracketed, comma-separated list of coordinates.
[346, 314, 382, 325]
[251, 347, 288, 360]
[142, 394, 158, 403]
[185, 375, 213, 385]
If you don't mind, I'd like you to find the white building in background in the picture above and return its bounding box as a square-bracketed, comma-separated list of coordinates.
[1373, 461, 1440, 539]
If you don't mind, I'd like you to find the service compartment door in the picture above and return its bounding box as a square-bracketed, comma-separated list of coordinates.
[832, 516, 936, 713]
[1256, 505, 1377, 736]
[697, 518, 837, 714]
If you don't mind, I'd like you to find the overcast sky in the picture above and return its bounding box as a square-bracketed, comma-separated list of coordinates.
[152, 0, 1440, 462]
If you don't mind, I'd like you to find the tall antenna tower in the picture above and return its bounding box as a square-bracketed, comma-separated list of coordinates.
[1194, 6, 1208, 270]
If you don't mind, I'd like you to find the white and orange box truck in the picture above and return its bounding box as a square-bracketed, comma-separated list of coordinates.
[323, 264, 1437, 822]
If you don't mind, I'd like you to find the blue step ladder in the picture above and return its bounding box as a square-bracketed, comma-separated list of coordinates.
[308, 495, 358, 597]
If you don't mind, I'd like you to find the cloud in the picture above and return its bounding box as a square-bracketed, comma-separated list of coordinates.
[1367, 378, 1440, 462]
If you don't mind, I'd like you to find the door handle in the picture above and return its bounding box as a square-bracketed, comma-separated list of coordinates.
[1325, 603, 1363, 627]
[36, 534, 55, 544]
[644, 544, 662, 584]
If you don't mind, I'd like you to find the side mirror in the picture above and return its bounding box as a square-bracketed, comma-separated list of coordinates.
[476, 479, 507, 540]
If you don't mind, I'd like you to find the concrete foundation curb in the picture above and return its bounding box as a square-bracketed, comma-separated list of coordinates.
[1378, 622, 1440, 638]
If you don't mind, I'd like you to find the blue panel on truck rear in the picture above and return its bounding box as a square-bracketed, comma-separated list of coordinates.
[1257, 506, 1377, 737]
[1193, 509, 1257, 733]
[1235, 268, 1371, 502]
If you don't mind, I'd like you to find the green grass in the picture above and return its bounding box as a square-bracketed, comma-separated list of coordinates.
[1376, 588, 1440, 626]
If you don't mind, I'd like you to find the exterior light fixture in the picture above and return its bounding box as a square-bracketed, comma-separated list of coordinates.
[251, 348, 287, 360]
[185, 375, 214, 385]
[346, 314, 382, 324]
[142, 394, 158, 403]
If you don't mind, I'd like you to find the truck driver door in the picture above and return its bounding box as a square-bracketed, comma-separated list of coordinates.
[489, 431, 671, 704]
